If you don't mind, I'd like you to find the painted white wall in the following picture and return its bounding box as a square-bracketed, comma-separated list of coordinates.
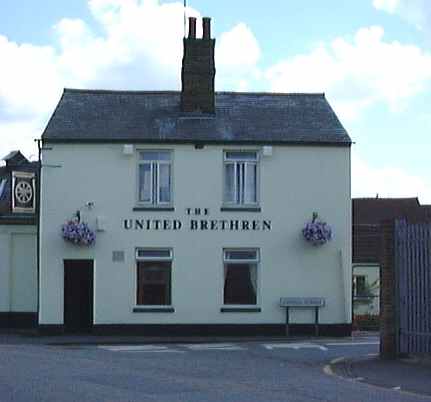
[40, 143, 351, 325]
[0, 225, 37, 313]
[0, 233, 11, 312]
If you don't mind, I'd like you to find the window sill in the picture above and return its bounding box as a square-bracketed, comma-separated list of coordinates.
[220, 207, 261, 212]
[133, 207, 175, 212]
[220, 307, 261, 313]
[133, 306, 175, 313]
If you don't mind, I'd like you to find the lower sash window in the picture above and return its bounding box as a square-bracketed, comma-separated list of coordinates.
[136, 248, 172, 306]
[223, 249, 259, 305]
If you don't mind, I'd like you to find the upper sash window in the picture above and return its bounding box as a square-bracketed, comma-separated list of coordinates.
[138, 151, 172, 205]
[223, 151, 258, 206]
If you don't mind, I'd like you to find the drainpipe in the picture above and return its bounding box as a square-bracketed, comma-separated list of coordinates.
[35, 139, 42, 330]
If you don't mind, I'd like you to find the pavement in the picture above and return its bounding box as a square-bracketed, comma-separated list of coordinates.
[329, 353, 431, 398]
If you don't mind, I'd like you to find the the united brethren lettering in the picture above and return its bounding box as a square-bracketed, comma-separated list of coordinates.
[124, 219, 272, 231]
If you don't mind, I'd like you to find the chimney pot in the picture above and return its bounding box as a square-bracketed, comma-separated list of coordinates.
[188, 17, 196, 39]
[202, 17, 211, 39]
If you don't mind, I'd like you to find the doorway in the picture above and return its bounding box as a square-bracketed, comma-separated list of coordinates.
[64, 260, 94, 333]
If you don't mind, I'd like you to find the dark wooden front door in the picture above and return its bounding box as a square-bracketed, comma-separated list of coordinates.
[64, 260, 94, 333]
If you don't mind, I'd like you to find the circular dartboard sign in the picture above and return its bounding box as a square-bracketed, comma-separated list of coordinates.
[15, 181, 33, 204]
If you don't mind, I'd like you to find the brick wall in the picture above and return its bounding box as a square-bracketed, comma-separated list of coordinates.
[180, 20, 216, 114]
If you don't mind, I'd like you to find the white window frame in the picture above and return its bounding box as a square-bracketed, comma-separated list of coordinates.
[222, 248, 260, 307]
[136, 150, 173, 207]
[136, 248, 173, 261]
[135, 248, 173, 307]
[223, 151, 259, 207]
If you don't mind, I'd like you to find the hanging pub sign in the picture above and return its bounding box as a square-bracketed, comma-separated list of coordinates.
[12, 171, 36, 213]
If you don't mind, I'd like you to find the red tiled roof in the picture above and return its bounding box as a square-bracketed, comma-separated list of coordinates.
[353, 198, 431, 264]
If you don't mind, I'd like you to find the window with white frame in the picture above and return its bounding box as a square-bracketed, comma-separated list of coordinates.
[136, 248, 172, 305]
[224, 151, 258, 206]
[138, 151, 172, 205]
[223, 249, 259, 305]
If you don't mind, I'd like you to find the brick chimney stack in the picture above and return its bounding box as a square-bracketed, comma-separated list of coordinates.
[181, 17, 216, 114]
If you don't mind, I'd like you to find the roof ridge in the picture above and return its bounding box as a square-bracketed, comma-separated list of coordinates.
[217, 91, 325, 97]
[353, 197, 419, 201]
[63, 88, 325, 97]
[64, 88, 180, 95]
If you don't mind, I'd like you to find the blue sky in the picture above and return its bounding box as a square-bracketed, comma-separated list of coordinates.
[1, 0, 430, 201]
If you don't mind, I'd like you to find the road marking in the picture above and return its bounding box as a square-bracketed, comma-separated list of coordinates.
[98, 345, 180, 352]
[133, 349, 186, 353]
[184, 343, 236, 348]
[264, 343, 328, 351]
[325, 342, 379, 346]
[323, 357, 345, 376]
[184, 343, 245, 351]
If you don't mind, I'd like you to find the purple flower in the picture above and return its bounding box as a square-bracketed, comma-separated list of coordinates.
[61, 220, 96, 246]
[302, 213, 332, 246]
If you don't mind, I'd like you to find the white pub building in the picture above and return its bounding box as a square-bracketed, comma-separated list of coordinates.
[38, 17, 352, 335]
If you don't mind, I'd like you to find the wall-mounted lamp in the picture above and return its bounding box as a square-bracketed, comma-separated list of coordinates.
[123, 144, 134, 156]
[262, 146, 273, 157]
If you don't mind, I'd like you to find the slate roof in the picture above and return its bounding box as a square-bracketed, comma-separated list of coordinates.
[3, 150, 21, 161]
[42, 89, 351, 145]
[352, 198, 431, 264]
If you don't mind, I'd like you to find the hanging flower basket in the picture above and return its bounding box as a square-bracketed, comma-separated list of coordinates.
[61, 215, 96, 246]
[302, 212, 332, 246]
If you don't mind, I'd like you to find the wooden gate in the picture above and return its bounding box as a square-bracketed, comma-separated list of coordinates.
[395, 220, 431, 354]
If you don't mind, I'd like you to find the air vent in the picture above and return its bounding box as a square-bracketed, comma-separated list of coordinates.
[112, 251, 125, 262]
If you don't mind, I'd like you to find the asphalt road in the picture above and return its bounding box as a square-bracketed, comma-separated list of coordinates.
[0, 337, 428, 402]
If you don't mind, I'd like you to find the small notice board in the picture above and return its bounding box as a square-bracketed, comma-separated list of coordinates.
[279, 297, 325, 336]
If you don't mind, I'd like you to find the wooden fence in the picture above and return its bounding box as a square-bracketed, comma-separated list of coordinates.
[395, 220, 431, 354]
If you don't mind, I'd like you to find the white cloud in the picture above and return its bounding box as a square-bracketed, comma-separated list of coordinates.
[352, 152, 431, 203]
[216, 22, 261, 91]
[0, 35, 62, 117]
[0, 0, 261, 159]
[0, 119, 41, 161]
[373, 0, 400, 14]
[265, 26, 431, 121]
[373, 0, 431, 32]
